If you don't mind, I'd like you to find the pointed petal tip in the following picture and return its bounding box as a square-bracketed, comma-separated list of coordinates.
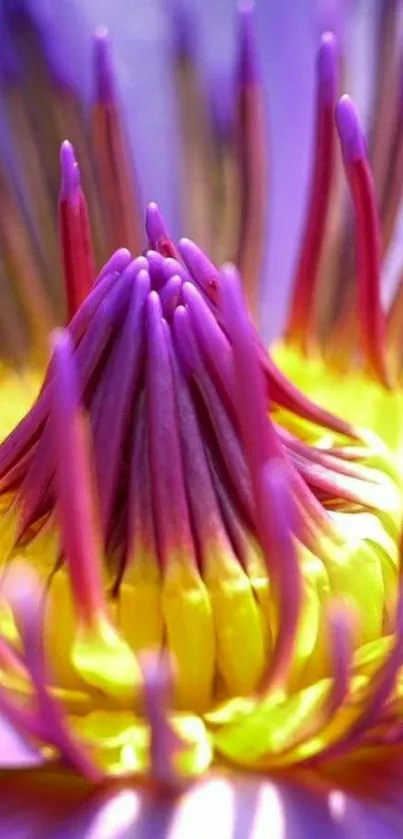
[60, 140, 80, 201]
[94, 26, 115, 104]
[146, 202, 167, 238]
[317, 31, 338, 104]
[336, 94, 366, 163]
[50, 325, 72, 356]
[179, 239, 219, 287]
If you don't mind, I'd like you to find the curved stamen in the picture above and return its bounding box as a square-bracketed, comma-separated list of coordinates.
[335, 95, 389, 386]
[286, 33, 338, 350]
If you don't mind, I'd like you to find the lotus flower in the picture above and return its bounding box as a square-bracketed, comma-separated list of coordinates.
[1, 1, 403, 838]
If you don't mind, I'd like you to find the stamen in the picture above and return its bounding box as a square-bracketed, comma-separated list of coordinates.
[171, 348, 266, 695]
[234, 1, 267, 319]
[379, 53, 403, 254]
[180, 243, 360, 440]
[0, 268, 135, 498]
[219, 266, 302, 689]
[59, 141, 96, 320]
[121, 393, 162, 653]
[0, 168, 54, 359]
[172, 304, 255, 528]
[221, 266, 330, 533]
[146, 250, 167, 291]
[147, 294, 214, 710]
[92, 28, 142, 255]
[386, 271, 403, 361]
[3, 562, 100, 779]
[348, 577, 403, 740]
[95, 247, 132, 284]
[159, 275, 182, 319]
[179, 238, 220, 302]
[92, 269, 149, 542]
[162, 257, 191, 285]
[370, 0, 401, 212]
[146, 203, 179, 259]
[335, 95, 389, 386]
[51, 329, 140, 702]
[146, 293, 196, 568]
[325, 602, 354, 717]
[50, 329, 105, 628]
[141, 654, 183, 789]
[182, 281, 237, 412]
[286, 33, 338, 350]
[258, 462, 302, 692]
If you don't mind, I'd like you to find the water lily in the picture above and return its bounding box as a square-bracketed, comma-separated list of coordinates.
[1, 1, 403, 837]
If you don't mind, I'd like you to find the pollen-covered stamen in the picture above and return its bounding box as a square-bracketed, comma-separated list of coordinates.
[2, 562, 100, 779]
[234, 1, 267, 318]
[146, 203, 179, 259]
[335, 95, 389, 387]
[59, 140, 96, 320]
[92, 28, 142, 255]
[286, 33, 338, 350]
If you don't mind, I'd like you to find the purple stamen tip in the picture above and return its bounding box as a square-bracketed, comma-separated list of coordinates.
[317, 31, 338, 105]
[94, 26, 115, 104]
[146, 202, 168, 246]
[238, 1, 258, 85]
[60, 140, 80, 202]
[335, 95, 366, 163]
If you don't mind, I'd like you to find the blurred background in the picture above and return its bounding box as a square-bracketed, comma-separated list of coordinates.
[0, 0, 394, 359]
